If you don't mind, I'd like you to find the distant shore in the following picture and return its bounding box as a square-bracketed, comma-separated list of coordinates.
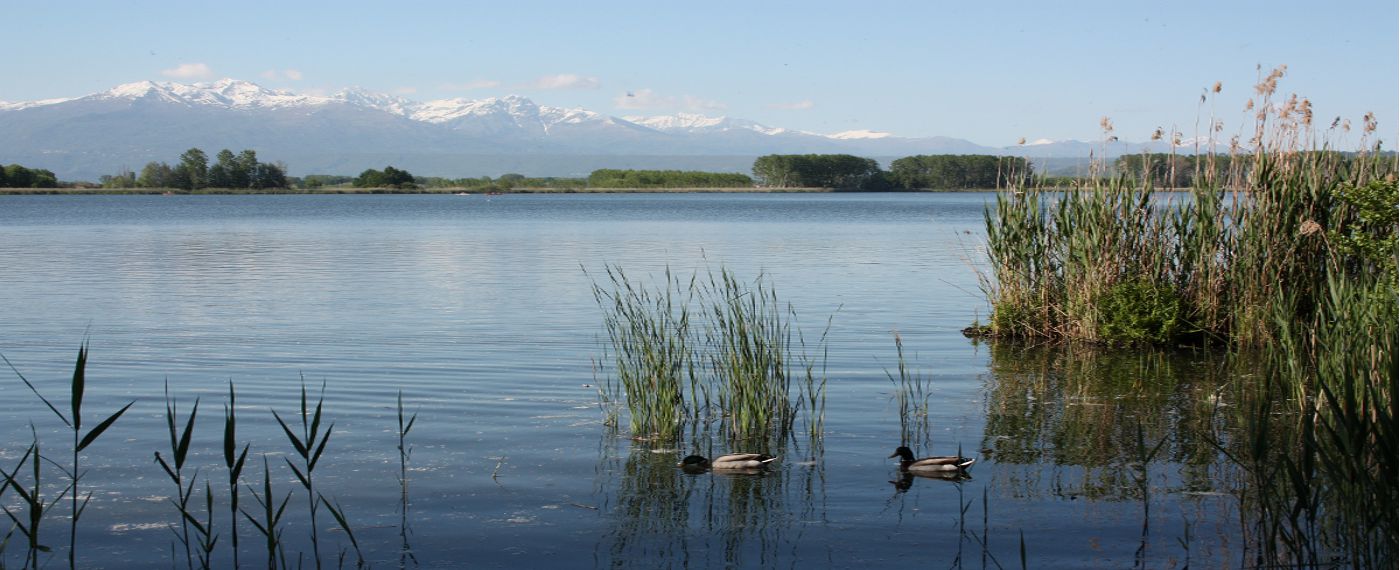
[0, 186, 991, 195]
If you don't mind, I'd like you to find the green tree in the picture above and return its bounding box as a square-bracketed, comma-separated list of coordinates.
[210, 149, 237, 188]
[137, 161, 175, 188]
[3, 164, 30, 188]
[752, 154, 883, 189]
[234, 150, 259, 189]
[888, 155, 1031, 189]
[176, 148, 209, 190]
[356, 166, 414, 188]
[100, 168, 137, 189]
[251, 162, 287, 189]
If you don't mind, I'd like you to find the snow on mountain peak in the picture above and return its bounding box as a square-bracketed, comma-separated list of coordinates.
[623, 112, 788, 135]
[331, 87, 419, 116]
[95, 78, 328, 109]
[827, 129, 893, 140]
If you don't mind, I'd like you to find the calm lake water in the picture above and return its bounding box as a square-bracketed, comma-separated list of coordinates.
[0, 193, 1250, 568]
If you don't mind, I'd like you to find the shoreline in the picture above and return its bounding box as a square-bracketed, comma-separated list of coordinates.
[0, 186, 992, 195]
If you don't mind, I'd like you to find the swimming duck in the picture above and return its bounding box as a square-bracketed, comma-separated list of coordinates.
[889, 446, 975, 473]
[678, 453, 778, 472]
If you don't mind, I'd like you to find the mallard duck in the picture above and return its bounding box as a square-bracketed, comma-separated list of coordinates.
[889, 446, 975, 473]
[678, 453, 778, 472]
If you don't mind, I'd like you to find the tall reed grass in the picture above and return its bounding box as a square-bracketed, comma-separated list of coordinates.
[978, 67, 1396, 567]
[590, 265, 828, 447]
[979, 68, 1394, 348]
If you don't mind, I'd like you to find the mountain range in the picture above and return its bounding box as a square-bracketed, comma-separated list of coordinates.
[0, 79, 1189, 180]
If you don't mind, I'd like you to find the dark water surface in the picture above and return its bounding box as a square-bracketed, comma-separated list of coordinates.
[0, 193, 1246, 568]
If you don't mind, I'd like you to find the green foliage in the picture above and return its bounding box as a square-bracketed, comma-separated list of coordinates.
[591, 266, 827, 446]
[125, 148, 287, 190]
[889, 155, 1031, 189]
[752, 154, 883, 189]
[99, 169, 137, 189]
[979, 147, 1395, 348]
[354, 166, 416, 189]
[1097, 278, 1185, 346]
[175, 148, 209, 190]
[586, 169, 753, 188]
[3, 164, 59, 188]
[1329, 178, 1398, 281]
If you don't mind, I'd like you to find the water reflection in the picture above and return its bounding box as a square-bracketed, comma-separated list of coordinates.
[980, 342, 1229, 501]
[591, 436, 827, 569]
[888, 470, 971, 493]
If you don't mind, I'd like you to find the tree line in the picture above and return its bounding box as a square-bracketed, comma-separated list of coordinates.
[1, 163, 60, 188]
[587, 169, 752, 188]
[102, 148, 288, 190]
[752, 154, 1033, 190]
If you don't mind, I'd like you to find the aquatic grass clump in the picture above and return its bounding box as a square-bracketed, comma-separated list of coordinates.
[703, 269, 798, 441]
[977, 67, 1396, 566]
[590, 265, 699, 441]
[590, 264, 828, 446]
[886, 334, 933, 453]
[978, 68, 1395, 348]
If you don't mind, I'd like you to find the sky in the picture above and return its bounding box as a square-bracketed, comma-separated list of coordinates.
[3, 0, 1396, 146]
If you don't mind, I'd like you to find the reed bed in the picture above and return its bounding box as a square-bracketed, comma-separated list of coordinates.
[979, 69, 1394, 348]
[590, 265, 828, 447]
[1, 349, 373, 570]
[979, 67, 1396, 567]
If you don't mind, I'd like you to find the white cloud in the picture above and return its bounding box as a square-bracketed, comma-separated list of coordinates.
[767, 99, 815, 110]
[162, 63, 213, 79]
[260, 69, 305, 81]
[613, 88, 726, 112]
[681, 95, 726, 112]
[527, 74, 600, 90]
[442, 79, 501, 91]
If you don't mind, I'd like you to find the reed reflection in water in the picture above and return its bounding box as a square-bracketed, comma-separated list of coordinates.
[590, 431, 828, 569]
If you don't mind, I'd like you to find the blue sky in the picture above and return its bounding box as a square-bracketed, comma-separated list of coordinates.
[4, 0, 1396, 146]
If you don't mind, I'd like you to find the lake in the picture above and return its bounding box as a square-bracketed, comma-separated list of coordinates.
[1, 193, 1252, 568]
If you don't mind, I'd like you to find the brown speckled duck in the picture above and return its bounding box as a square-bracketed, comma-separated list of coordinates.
[889, 446, 975, 473]
[678, 453, 778, 472]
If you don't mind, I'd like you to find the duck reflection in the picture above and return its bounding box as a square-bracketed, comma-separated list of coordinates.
[592, 436, 825, 569]
[889, 469, 971, 493]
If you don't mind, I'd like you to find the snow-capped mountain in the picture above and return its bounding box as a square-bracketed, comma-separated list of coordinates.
[0, 78, 1151, 179]
[625, 113, 790, 136]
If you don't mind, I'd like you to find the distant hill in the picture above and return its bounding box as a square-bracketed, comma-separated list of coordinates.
[0, 79, 1191, 180]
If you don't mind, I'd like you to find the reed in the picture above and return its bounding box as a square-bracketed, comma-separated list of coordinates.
[701, 269, 797, 442]
[590, 265, 828, 446]
[223, 382, 250, 569]
[242, 457, 291, 570]
[3, 344, 132, 570]
[271, 381, 333, 570]
[154, 382, 203, 570]
[395, 390, 418, 568]
[0, 434, 61, 569]
[978, 69, 1395, 348]
[885, 334, 932, 453]
[590, 265, 698, 440]
[1224, 268, 1397, 567]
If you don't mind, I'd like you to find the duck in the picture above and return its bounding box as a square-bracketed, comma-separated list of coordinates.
[678, 453, 778, 472]
[888, 446, 975, 473]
